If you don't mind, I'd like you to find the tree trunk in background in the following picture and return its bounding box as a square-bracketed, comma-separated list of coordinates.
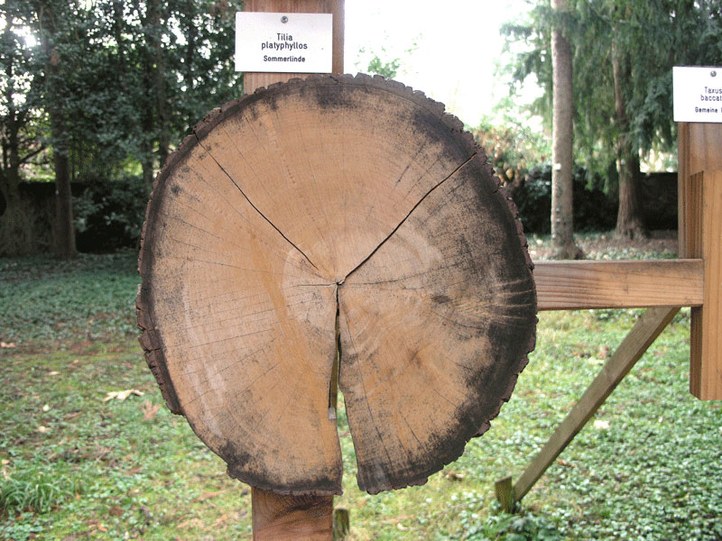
[616, 152, 643, 238]
[612, 39, 646, 239]
[1, 20, 22, 208]
[140, 82, 155, 187]
[1, 4, 48, 256]
[1, 20, 23, 227]
[52, 131, 76, 259]
[35, 0, 76, 259]
[147, 0, 169, 169]
[182, 0, 198, 132]
[550, 0, 582, 259]
[136, 0, 169, 185]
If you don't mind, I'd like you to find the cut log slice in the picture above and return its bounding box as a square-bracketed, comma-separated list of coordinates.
[137, 74, 536, 496]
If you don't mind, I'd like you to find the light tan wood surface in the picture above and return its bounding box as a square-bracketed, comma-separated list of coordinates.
[137, 75, 537, 496]
[252, 488, 333, 540]
[534, 259, 703, 310]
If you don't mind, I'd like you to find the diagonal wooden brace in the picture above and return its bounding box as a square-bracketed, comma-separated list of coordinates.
[496, 306, 680, 511]
[497, 123, 722, 509]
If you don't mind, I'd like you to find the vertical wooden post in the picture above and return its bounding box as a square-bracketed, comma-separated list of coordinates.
[332, 507, 350, 540]
[678, 123, 722, 400]
[241, 2, 345, 538]
[494, 476, 515, 513]
[252, 488, 334, 541]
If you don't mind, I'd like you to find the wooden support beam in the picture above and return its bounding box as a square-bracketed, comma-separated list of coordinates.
[534, 259, 703, 310]
[678, 123, 722, 400]
[499, 306, 679, 504]
[244, 0, 344, 94]
[682, 170, 722, 400]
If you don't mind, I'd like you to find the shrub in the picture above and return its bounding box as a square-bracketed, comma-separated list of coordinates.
[73, 175, 149, 253]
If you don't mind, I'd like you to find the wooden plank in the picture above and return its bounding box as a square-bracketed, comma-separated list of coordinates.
[252, 488, 333, 541]
[534, 259, 703, 310]
[677, 123, 722, 183]
[509, 306, 680, 502]
[690, 170, 722, 400]
[244, 0, 344, 94]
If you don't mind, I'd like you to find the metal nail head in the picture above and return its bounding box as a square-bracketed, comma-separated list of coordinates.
[712, 70, 717, 78]
[281, 16, 288, 23]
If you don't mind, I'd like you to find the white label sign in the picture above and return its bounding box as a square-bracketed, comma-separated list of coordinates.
[235, 12, 333, 73]
[673, 66, 722, 123]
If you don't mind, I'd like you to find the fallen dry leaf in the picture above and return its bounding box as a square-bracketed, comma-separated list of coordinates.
[142, 400, 160, 421]
[0, 341, 17, 348]
[444, 470, 465, 481]
[103, 389, 144, 402]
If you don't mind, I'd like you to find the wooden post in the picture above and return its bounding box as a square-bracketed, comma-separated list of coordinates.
[332, 507, 350, 540]
[494, 476, 515, 514]
[243, 2, 345, 538]
[678, 123, 722, 400]
[252, 488, 334, 541]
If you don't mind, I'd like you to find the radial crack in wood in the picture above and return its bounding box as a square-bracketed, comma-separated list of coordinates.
[137, 74, 537, 496]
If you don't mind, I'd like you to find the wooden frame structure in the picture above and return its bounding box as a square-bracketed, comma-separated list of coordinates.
[234, 1, 722, 536]
[496, 122, 722, 510]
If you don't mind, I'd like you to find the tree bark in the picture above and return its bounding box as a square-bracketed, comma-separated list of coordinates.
[182, 0, 198, 132]
[612, 37, 645, 239]
[550, 0, 582, 259]
[136, 0, 168, 186]
[52, 135, 76, 259]
[137, 75, 537, 497]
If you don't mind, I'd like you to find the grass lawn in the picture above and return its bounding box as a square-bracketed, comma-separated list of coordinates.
[1, 239, 720, 540]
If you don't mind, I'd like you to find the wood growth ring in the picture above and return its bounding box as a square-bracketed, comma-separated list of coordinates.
[137, 74, 537, 496]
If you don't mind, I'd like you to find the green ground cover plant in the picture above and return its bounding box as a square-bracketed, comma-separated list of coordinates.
[1, 239, 720, 540]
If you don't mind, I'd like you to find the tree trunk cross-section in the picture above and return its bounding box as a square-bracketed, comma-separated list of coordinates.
[137, 74, 537, 496]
